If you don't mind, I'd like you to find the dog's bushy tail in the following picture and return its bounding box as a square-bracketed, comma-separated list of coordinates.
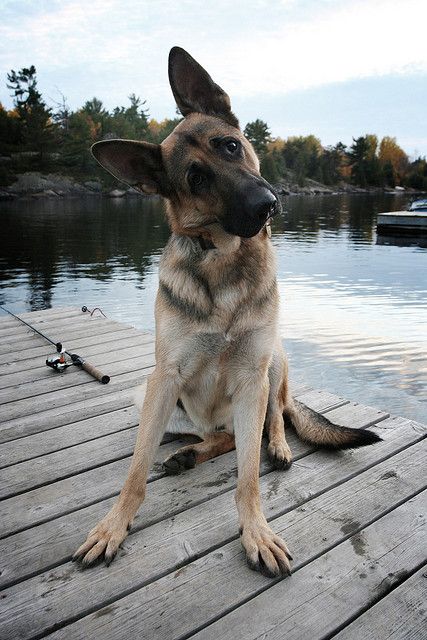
[284, 399, 382, 449]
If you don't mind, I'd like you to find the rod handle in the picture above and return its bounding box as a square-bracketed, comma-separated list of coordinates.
[81, 361, 110, 384]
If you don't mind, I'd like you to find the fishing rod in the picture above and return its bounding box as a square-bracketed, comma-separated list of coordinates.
[0, 306, 110, 384]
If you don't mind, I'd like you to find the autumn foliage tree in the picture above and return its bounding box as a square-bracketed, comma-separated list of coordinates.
[378, 137, 408, 186]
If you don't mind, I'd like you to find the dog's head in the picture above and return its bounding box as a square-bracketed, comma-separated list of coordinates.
[92, 47, 280, 239]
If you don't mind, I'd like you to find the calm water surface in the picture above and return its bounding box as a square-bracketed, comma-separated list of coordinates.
[1, 194, 426, 422]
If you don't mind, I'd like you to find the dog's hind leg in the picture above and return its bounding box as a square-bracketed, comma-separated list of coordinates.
[265, 346, 293, 469]
[163, 432, 235, 475]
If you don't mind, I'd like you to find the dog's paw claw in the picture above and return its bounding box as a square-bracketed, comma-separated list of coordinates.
[267, 442, 292, 470]
[72, 517, 128, 568]
[242, 524, 292, 579]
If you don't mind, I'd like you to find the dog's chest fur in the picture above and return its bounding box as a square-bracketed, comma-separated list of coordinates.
[159, 233, 278, 333]
[155, 233, 279, 431]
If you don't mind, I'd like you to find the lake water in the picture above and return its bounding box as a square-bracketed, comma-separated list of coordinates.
[1, 194, 426, 423]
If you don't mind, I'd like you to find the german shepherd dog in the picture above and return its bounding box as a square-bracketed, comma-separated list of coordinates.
[73, 47, 381, 578]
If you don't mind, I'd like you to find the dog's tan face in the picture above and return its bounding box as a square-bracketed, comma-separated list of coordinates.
[92, 47, 279, 239]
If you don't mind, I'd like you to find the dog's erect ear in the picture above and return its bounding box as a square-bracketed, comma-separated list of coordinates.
[91, 140, 170, 196]
[168, 47, 239, 128]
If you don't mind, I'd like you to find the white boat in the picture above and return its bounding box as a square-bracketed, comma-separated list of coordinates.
[377, 200, 427, 233]
[408, 198, 427, 212]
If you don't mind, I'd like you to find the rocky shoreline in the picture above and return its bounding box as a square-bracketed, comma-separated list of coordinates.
[0, 172, 141, 201]
[0, 171, 421, 201]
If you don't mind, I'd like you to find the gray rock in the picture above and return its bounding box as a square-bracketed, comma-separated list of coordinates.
[108, 188, 126, 198]
[6, 172, 91, 195]
[84, 180, 102, 192]
[0, 189, 16, 200]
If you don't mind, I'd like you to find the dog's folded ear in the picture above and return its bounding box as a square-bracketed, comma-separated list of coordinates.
[169, 46, 239, 128]
[91, 140, 170, 196]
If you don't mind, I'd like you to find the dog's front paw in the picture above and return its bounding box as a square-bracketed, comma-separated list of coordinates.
[240, 520, 292, 578]
[267, 439, 292, 470]
[72, 512, 129, 567]
[163, 448, 196, 475]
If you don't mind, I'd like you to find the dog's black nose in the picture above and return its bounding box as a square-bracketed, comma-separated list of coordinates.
[255, 190, 277, 222]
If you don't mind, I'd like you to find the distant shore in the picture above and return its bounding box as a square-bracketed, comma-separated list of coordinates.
[0, 171, 425, 202]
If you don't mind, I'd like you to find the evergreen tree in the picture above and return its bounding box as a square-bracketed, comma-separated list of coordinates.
[282, 135, 322, 185]
[405, 157, 427, 190]
[244, 119, 271, 157]
[0, 103, 23, 153]
[107, 94, 150, 139]
[348, 136, 370, 186]
[7, 66, 55, 160]
[348, 135, 383, 186]
[62, 111, 100, 169]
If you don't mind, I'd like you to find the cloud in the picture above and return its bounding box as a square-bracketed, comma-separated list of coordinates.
[1, 0, 426, 99]
[211, 0, 427, 96]
[1, 0, 426, 156]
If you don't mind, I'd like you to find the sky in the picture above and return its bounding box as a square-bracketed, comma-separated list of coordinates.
[1, 0, 426, 156]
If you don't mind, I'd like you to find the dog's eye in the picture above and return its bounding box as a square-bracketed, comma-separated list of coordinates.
[225, 139, 239, 155]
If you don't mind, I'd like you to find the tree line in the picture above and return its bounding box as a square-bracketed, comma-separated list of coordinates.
[1, 65, 426, 191]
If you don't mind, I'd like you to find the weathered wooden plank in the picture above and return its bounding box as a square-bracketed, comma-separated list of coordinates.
[0, 426, 139, 499]
[2, 435, 425, 640]
[0, 314, 124, 350]
[0, 415, 422, 593]
[0, 388, 339, 514]
[0, 321, 138, 362]
[0, 385, 139, 443]
[0, 405, 139, 468]
[0, 381, 310, 466]
[11, 307, 81, 321]
[0, 429, 311, 540]
[317, 399, 389, 428]
[333, 566, 427, 640]
[0, 307, 81, 330]
[188, 492, 426, 640]
[0, 376, 306, 449]
[0, 432, 206, 538]
[0, 360, 155, 422]
[290, 388, 348, 414]
[0, 325, 131, 357]
[0, 329, 154, 382]
[0, 327, 152, 375]
[0, 382, 136, 442]
[0, 309, 94, 340]
[0, 347, 155, 404]
[0, 381, 309, 466]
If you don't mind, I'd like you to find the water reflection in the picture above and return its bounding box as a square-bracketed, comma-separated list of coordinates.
[0, 193, 425, 423]
[376, 233, 427, 249]
[0, 197, 169, 316]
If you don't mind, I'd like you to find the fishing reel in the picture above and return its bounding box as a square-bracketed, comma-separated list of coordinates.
[46, 346, 72, 373]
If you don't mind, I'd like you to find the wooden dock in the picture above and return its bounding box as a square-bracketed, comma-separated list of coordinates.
[377, 210, 427, 233]
[0, 307, 425, 640]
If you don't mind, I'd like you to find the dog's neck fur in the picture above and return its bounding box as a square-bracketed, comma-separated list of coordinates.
[196, 223, 241, 255]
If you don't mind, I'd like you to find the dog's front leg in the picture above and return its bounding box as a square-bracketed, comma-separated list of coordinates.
[73, 368, 179, 566]
[234, 369, 292, 578]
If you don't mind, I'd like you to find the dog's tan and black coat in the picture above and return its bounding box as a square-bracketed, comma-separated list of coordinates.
[73, 47, 381, 578]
